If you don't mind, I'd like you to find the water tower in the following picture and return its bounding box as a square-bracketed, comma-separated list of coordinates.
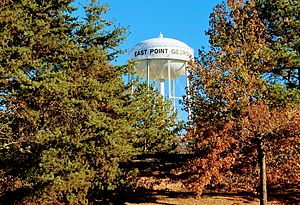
[128, 33, 194, 117]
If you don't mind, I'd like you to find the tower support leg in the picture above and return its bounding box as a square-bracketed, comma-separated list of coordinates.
[159, 80, 165, 98]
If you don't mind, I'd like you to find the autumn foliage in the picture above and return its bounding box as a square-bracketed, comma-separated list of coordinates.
[184, 0, 300, 198]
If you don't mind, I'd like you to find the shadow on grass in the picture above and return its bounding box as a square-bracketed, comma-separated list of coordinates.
[268, 191, 300, 205]
[115, 154, 300, 205]
[94, 187, 300, 205]
[92, 187, 196, 205]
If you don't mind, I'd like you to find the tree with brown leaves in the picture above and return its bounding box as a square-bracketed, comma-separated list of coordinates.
[184, 1, 300, 204]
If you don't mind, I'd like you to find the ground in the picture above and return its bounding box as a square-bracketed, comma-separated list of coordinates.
[119, 154, 299, 205]
[124, 178, 286, 205]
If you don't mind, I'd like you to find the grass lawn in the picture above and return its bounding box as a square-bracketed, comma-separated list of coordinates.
[123, 177, 296, 205]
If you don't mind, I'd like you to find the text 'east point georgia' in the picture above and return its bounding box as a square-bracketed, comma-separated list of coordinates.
[134, 48, 190, 57]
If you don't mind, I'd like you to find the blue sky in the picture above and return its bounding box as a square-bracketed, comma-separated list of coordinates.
[74, 0, 224, 121]
[101, 0, 223, 64]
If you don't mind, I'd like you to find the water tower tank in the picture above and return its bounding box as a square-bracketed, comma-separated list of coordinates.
[128, 33, 193, 120]
[128, 33, 194, 82]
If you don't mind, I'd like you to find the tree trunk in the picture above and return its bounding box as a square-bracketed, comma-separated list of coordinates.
[257, 138, 267, 205]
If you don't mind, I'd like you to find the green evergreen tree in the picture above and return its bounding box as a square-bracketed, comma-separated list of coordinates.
[255, 0, 300, 89]
[0, 0, 179, 204]
[128, 84, 180, 154]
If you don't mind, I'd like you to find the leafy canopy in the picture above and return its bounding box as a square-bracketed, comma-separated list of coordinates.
[184, 0, 300, 197]
[0, 0, 179, 204]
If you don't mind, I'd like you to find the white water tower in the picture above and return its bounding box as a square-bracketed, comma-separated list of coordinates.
[128, 33, 194, 116]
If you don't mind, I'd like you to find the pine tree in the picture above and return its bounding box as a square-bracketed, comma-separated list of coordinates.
[128, 84, 180, 154]
[0, 0, 179, 204]
[255, 0, 300, 89]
